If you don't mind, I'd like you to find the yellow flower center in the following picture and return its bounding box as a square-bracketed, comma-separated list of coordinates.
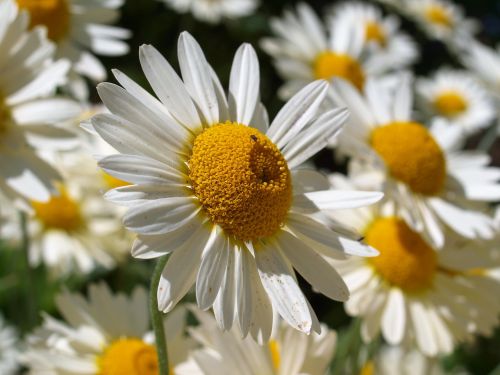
[188, 122, 292, 242]
[268, 340, 281, 370]
[32, 186, 83, 232]
[365, 217, 437, 292]
[359, 361, 375, 375]
[17, 0, 71, 42]
[97, 338, 159, 375]
[313, 51, 365, 90]
[365, 21, 387, 46]
[433, 91, 468, 117]
[102, 171, 130, 189]
[370, 122, 446, 196]
[424, 4, 453, 27]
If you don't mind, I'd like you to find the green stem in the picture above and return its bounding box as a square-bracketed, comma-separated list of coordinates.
[19, 211, 36, 328]
[150, 255, 170, 375]
[331, 318, 362, 375]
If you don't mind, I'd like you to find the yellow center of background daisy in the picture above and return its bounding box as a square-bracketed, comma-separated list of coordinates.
[370, 122, 446, 196]
[359, 361, 375, 375]
[17, 0, 71, 42]
[424, 4, 453, 27]
[32, 186, 83, 232]
[97, 338, 159, 375]
[102, 171, 130, 189]
[365, 217, 437, 292]
[189, 122, 292, 242]
[365, 21, 387, 46]
[433, 91, 468, 117]
[268, 339, 281, 370]
[313, 51, 365, 90]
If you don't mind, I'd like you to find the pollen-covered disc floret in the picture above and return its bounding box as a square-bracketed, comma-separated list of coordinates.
[189, 122, 292, 242]
[32, 186, 83, 232]
[313, 52, 365, 90]
[17, 0, 70, 42]
[97, 338, 158, 375]
[365, 21, 386, 46]
[365, 217, 437, 292]
[370, 122, 446, 196]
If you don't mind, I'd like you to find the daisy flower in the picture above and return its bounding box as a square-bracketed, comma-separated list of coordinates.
[23, 283, 193, 374]
[92, 31, 382, 340]
[330, 74, 500, 248]
[0, 315, 19, 375]
[260, 3, 396, 100]
[176, 309, 337, 375]
[16, 0, 131, 100]
[0, 0, 80, 205]
[404, 0, 477, 43]
[460, 40, 500, 97]
[328, 2, 418, 72]
[416, 69, 495, 135]
[1, 150, 129, 276]
[326, 178, 500, 356]
[161, 0, 258, 24]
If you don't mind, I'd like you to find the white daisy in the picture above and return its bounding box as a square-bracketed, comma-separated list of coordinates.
[176, 309, 336, 375]
[0, 0, 80, 205]
[327, 177, 500, 356]
[161, 0, 258, 24]
[92, 31, 382, 340]
[330, 74, 500, 248]
[23, 283, 193, 374]
[416, 69, 495, 135]
[1, 150, 130, 276]
[16, 0, 131, 100]
[403, 0, 477, 43]
[260, 3, 396, 100]
[460, 40, 500, 97]
[0, 315, 19, 375]
[328, 2, 418, 73]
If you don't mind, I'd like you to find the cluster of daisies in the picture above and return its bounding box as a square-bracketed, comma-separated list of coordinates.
[0, 0, 499, 374]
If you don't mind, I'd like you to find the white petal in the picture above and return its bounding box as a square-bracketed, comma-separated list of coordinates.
[196, 228, 228, 310]
[157, 225, 211, 312]
[229, 43, 260, 125]
[283, 107, 347, 169]
[267, 80, 328, 149]
[381, 288, 406, 345]
[123, 197, 200, 235]
[178, 32, 219, 125]
[139, 44, 201, 129]
[278, 231, 349, 301]
[255, 242, 312, 333]
[303, 190, 383, 210]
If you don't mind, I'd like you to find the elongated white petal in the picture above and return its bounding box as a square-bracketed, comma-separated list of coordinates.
[104, 184, 185, 207]
[157, 225, 211, 312]
[304, 190, 383, 210]
[98, 154, 186, 186]
[229, 43, 260, 125]
[139, 44, 201, 129]
[178, 32, 219, 125]
[214, 247, 237, 331]
[255, 242, 312, 333]
[381, 288, 406, 345]
[236, 248, 253, 337]
[123, 197, 200, 235]
[278, 231, 349, 301]
[196, 228, 228, 310]
[267, 80, 328, 149]
[283, 108, 347, 169]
